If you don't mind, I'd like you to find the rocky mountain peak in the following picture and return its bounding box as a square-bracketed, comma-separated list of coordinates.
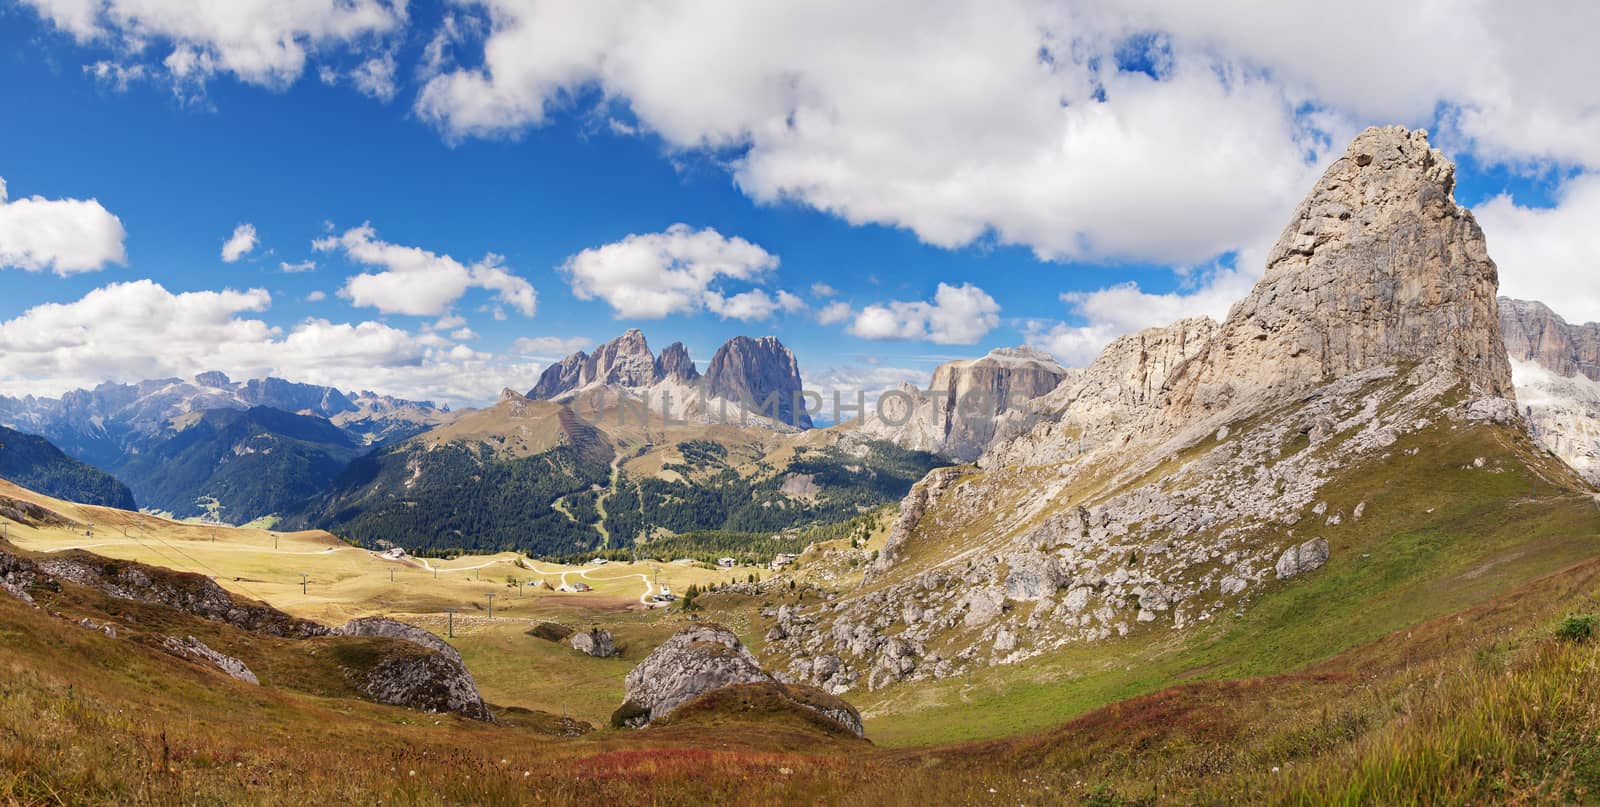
[1499, 298, 1600, 485]
[654, 342, 701, 384]
[587, 329, 658, 387]
[703, 335, 811, 429]
[1164, 125, 1514, 420]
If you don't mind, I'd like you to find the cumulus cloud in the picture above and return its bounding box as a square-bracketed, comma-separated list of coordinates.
[280, 259, 316, 273]
[1024, 265, 1258, 366]
[0, 279, 537, 408]
[305, 290, 327, 302]
[511, 336, 592, 356]
[0, 177, 126, 275]
[406, 2, 1600, 267]
[848, 283, 999, 345]
[1476, 174, 1600, 325]
[220, 223, 258, 263]
[21, 0, 407, 93]
[803, 364, 935, 422]
[816, 301, 853, 326]
[561, 224, 792, 320]
[315, 223, 537, 318]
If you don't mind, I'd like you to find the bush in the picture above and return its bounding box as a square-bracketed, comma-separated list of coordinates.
[1556, 614, 1595, 643]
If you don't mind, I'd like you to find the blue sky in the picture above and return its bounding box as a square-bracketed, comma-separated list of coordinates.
[1, 2, 1596, 407]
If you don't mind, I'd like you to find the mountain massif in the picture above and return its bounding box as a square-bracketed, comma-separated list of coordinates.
[530, 330, 811, 429]
[760, 126, 1597, 696]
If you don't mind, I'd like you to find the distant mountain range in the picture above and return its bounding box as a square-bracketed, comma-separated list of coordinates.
[0, 373, 451, 522]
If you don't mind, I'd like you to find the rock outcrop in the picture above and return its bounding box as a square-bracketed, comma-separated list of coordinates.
[862, 347, 1070, 460]
[160, 635, 259, 685]
[336, 616, 467, 666]
[703, 336, 812, 429]
[615, 624, 863, 736]
[1275, 538, 1330, 580]
[570, 627, 617, 657]
[358, 649, 493, 722]
[1165, 126, 1514, 422]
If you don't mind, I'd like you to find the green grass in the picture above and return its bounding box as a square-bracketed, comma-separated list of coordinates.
[856, 420, 1600, 746]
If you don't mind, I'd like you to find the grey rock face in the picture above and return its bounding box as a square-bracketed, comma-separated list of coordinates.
[1164, 126, 1514, 421]
[1500, 299, 1600, 485]
[654, 342, 701, 384]
[570, 627, 617, 657]
[1275, 538, 1330, 580]
[160, 635, 259, 685]
[703, 336, 812, 429]
[1501, 298, 1600, 382]
[620, 625, 770, 726]
[529, 351, 590, 399]
[863, 347, 1071, 460]
[359, 650, 493, 722]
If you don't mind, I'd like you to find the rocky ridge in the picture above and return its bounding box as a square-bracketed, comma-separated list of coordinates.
[529, 330, 812, 430]
[756, 126, 1532, 694]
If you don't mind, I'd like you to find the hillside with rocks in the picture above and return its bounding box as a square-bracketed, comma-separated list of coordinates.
[755, 126, 1592, 696]
[1501, 298, 1600, 484]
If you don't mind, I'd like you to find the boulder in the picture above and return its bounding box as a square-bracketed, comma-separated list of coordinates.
[160, 635, 259, 685]
[1275, 537, 1330, 580]
[617, 625, 771, 728]
[570, 627, 617, 658]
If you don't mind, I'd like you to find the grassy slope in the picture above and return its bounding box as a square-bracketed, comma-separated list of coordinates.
[847, 418, 1600, 746]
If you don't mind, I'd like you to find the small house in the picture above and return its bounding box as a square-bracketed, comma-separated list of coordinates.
[717, 557, 737, 568]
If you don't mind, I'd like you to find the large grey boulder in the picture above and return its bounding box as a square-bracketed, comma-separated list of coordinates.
[616, 624, 865, 737]
[618, 625, 770, 727]
[570, 627, 617, 658]
[335, 617, 491, 722]
[1275, 537, 1330, 580]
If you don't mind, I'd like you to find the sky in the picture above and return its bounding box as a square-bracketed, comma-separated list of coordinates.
[1, 1, 1597, 409]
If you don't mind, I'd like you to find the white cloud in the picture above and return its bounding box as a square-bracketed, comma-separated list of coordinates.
[21, 0, 407, 93]
[305, 290, 327, 302]
[817, 301, 853, 326]
[511, 336, 592, 356]
[0, 177, 126, 275]
[280, 259, 316, 273]
[810, 282, 839, 298]
[408, 2, 1600, 267]
[0, 279, 538, 408]
[351, 52, 399, 101]
[849, 283, 999, 345]
[1476, 175, 1600, 324]
[803, 364, 934, 422]
[220, 223, 258, 263]
[315, 223, 537, 317]
[561, 224, 784, 319]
